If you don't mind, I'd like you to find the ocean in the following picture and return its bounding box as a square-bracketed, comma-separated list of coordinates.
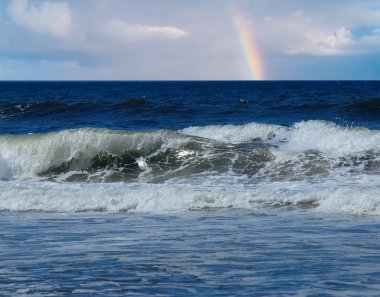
[0, 81, 380, 296]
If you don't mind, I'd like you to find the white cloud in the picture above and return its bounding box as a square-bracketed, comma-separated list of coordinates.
[102, 20, 188, 42]
[7, 0, 72, 37]
[324, 28, 353, 48]
[288, 27, 380, 56]
[302, 27, 354, 56]
[253, 1, 380, 58]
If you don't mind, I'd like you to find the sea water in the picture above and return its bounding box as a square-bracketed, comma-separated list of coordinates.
[0, 81, 380, 296]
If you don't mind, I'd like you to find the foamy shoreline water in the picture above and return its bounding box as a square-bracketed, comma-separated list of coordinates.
[0, 180, 379, 215]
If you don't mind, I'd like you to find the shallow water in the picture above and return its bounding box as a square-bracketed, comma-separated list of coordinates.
[1, 210, 380, 296]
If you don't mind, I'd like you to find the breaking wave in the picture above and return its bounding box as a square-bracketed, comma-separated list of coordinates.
[1, 120, 380, 215]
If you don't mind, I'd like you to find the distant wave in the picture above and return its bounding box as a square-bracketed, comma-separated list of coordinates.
[0, 101, 83, 118]
[115, 97, 150, 107]
[344, 98, 380, 117]
[0, 97, 151, 119]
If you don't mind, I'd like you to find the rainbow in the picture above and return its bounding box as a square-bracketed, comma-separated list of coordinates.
[232, 12, 265, 80]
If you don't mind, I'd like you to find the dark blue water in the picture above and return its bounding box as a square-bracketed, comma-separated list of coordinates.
[1, 81, 379, 134]
[1, 81, 380, 296]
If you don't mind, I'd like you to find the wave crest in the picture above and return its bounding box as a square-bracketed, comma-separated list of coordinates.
[1, 121, 380, 215]
[1, 121, 380, 183]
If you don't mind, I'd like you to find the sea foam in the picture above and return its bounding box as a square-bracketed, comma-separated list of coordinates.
[0, 120, 379, 215]
[0, 181, 379, 215]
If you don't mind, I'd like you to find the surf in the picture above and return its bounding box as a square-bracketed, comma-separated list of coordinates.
[0, 120, 379, 215]
[0, 121, 379, 181]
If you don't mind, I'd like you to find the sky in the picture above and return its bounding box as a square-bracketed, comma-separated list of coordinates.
[0, 0, 380, 80]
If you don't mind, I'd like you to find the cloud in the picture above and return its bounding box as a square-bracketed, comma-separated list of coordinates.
[7, 0, 72, 37]
[301, 27, 354, 56]
[102, 20, 188, 42]
[256, 3, 380, 57]
[1, 0, 379, 80]
[288, 27, 380, 56]
[324, 28, 353, 48]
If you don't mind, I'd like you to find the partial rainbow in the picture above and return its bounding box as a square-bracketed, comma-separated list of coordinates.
[232, 12, 265, 80]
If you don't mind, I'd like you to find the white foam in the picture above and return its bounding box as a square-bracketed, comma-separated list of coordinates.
[317, 187, 380, 215]
[0, 181, 379, 215]
[180, 122, 287, 143]
[181, 120, 380, 159]
[284, 121, 380, 156]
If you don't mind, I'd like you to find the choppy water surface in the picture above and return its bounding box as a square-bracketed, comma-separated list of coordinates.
[1, 210, 380, 296]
